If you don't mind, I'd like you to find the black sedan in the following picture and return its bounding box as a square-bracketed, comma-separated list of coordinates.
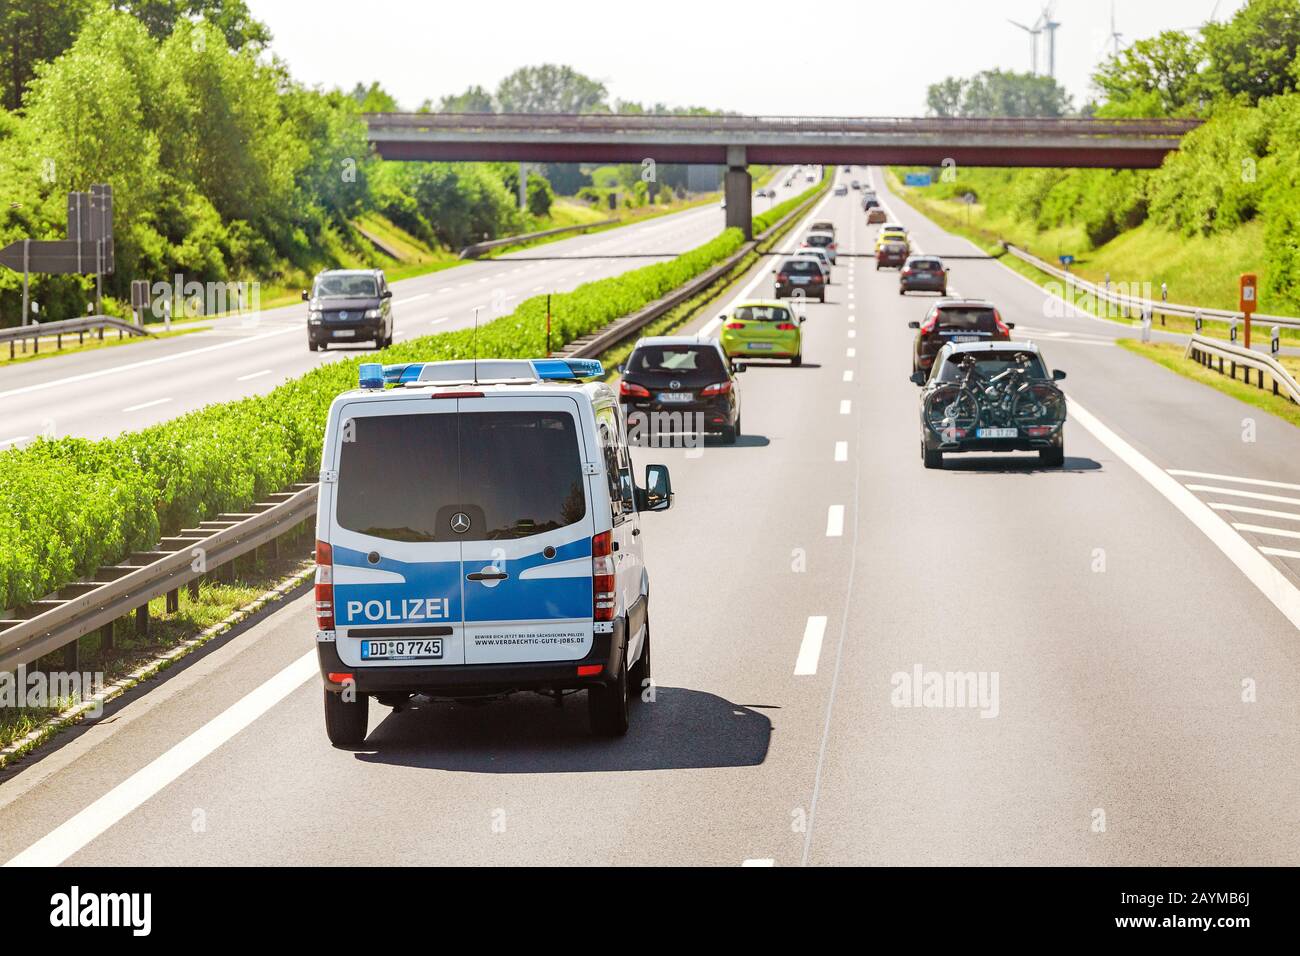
[619, 336, 745, 445]
[899, 256, 949, 295]
[911, 341, 1067, 469]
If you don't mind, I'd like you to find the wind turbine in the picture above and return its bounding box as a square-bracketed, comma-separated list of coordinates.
[1109, 1, 1123, 57]
[1040, 2, 1061, 78]
[1009, 14, 1044, 74]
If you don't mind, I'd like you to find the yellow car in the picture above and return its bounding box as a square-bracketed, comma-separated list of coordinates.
[719, 299, 804, 365]
[875, 226, 908, 251]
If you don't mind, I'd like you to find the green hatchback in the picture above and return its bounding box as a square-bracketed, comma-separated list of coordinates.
[719, 299, 804, 365]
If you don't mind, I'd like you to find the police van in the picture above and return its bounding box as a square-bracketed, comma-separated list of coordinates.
[314, 357, 673, 746]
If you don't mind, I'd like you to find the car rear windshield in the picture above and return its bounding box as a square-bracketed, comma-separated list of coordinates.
[910, 259, 942, 271]
[935, 307, 997, 331]
[335, 410, 585, 542]
[734, 304, 793, 322]
[781, 259, 821, 274]
[811, 222, 835, 233]
[937, 352, 1046, 382]
[314, 275, 378, 298]
[805, 234, 833, 247]
[628, 345, 726, 374]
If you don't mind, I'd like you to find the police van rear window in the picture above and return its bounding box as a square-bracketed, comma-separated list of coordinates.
[336, 411, 586, 542]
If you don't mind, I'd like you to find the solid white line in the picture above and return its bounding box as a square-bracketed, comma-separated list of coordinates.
[235, 369, 272, 382]
[1260, 547, 1300, 559]
[1184, 485, 1300, 508]
[1233, 523, 1300, 540]
[700, 316, 724, 337]
[843, 370, 853, 382]
[430, 317, 448, 325]
[437, 287, 454, 293]
[4, 651, 317, 867]
[840, 400, 851, 415]
[122, 397, 172, 412]
[1170, 470, 1300, 493]
[834, 441, 848, 462]
[795, 616, 828, 676]
[826, 505, 845, 537]
[742, 858, 775, 867]
[0, 325, 298, 401]
[0, 436, 28, 447]
[1068, 397, 1300, 630]
[1209, 503, 1300, 522]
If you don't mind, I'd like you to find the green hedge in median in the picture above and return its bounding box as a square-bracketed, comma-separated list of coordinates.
[0, 227, 746, 610]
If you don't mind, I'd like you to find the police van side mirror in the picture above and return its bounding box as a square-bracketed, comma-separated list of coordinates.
[1052, 369, 1067, 381]
[908, 320, 920, 329]
[909, 370, 926, 386]
[638, 464, 673, 513]
[382, 289, 393, 299]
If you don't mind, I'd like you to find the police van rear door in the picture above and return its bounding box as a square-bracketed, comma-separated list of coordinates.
[328, 398, 466, 667]
[455, 395, 597, 665]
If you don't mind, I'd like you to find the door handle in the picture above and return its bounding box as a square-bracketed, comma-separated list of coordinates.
[466, 571, 508, 581]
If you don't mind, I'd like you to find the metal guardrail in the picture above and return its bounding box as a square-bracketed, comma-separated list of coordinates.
[0, 315, 152, 358]
[1002, 244, 1300, 332]
[562, 181, 828, 359]
[0, 483, 317, 673]
[1185, 334, 1300, 404]
[459, 219, 619, 259]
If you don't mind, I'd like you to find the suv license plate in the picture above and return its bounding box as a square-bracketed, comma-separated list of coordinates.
[976, 427, 1017, 439]
[332, 329, 356, 338]
[951, 335, 980, 343]
[658, 392, 692, 403]
[361, 639, 443, 661]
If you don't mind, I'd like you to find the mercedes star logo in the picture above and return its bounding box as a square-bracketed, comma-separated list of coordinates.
[450, 512, 471, 533]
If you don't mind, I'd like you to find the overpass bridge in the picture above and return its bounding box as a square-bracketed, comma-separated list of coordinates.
[365, 113, 1200, 237]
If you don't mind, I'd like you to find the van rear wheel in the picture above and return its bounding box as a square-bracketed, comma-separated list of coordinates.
[588, 639, 630, 737]
[324, 688, 369, 747]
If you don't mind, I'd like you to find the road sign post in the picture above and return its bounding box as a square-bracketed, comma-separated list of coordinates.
[1239, 273, 1257, 349]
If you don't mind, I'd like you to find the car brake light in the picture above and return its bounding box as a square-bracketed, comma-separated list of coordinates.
[327, 672, 353, 684]
[725, 322, 746, 330]
[619, 380, 650, 398]
[577, 664, 603, 677]
[699, 381, 733, 396]
[811, 274, 824, 282]
[592, 531, 616, 622]
[776, 323, 798, 331]
[1026, 425, 1054, 437]
[994, 311, 1011, 336]
[920, 313, 938, 334]
[315, 540, 334, 630]
[430, 390, 484, 399]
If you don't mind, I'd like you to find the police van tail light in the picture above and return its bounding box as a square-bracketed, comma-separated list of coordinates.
[315, 540, 335, 630]
[592, 531, 616, 622]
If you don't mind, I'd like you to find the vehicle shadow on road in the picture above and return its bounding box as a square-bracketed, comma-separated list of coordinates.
[942, 455, 1102, 474]
[353, 686, 772, 772]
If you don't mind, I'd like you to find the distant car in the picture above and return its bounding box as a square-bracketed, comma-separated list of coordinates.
[794, 247, 833, 278]
[875, 226, 908, 250]
[719, 299, 805, 366]
[866, 206, 888, 223]
[911, 341, 1067, 469]
[809, 220, 836, 238]
[801, 231, 837, 264]
[304, 268, 394, 351]
[876, 240, 909, 269]
[900, 255, 949, 295]
[773, 257, 827, 301]
[620, 337, 744, 444]
[834, 184, 848, 196]
[807, 174, 816, 182]
[907, 298, 1013, 374]
[862, 194, 880, 211]
[851, 180, 861, 190]
[842, 165, 852, 172]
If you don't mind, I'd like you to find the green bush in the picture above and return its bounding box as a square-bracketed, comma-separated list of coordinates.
[0, 227, 745, 610]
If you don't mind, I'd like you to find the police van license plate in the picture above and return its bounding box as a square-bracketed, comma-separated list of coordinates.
[361, 639, 443, 661]
[658, 392, 692, 402]
[976, 427, 1017, 439]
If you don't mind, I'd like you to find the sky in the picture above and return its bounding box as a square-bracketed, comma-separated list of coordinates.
[248, 0, 1243, 115]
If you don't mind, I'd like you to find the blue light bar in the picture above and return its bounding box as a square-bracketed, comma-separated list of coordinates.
[381, 362, 425, 384]
[358, 363, 385, 389]
[530, 358, 604, 380]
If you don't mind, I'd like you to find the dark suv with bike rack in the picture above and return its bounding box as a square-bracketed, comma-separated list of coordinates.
[910, 341, 1068, 469]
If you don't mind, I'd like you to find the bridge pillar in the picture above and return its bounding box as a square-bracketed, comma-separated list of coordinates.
[724, 145, 751, 240]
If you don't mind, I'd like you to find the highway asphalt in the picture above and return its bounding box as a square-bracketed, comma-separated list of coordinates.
[1, 166, 1296, 867]
[0, 171, 804, 444]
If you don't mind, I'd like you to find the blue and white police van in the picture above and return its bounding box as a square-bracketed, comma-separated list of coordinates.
[314, 357, 673, 745]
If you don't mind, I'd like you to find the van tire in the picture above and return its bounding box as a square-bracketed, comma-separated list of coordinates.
[588, 639, 630, 737]
[324, 688, 369, 747]
[628, 615, 651, 703]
